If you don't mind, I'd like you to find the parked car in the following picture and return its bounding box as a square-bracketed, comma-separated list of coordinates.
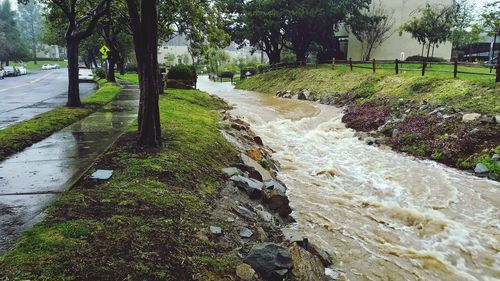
[42, 64, 52, 70]
[3, 66, 18, 77]
[52, 64, 60, 69]
[78, 68, 94, 82]
[17, 66, 27, 75]
[0, 68, 5, 79]
[484, 56, 498, 65]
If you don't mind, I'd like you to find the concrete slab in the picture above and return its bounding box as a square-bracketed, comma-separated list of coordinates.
[0, 82, 140, 254]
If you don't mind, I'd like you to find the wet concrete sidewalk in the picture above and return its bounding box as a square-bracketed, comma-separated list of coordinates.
[0, 82, 139, 254]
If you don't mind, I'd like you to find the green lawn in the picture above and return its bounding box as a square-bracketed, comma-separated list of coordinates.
[117, 72, 139, 84]
[0, 85, 239, 280]
[0, 80, 120, 161]
[13, 60, 67, 71]
[237, 66, 499, 114]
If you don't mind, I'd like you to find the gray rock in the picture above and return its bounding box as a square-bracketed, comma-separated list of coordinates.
[419, 101, 429, 111]
[495, 115, 500, 124]
[240, 153, 273, 181]
[365, 137, 376, 145]
[257, 209, 274, 222]
[240, 227, 254, 238]
[262, 188, 292, 217]
[492, 154, 500, 162]
[236, 205, 258, 220]
[222, 167, 241, 177]
[230, 175, 264, 199]
[474, 163, 490, 174]
[263, 179, 287, 194]
[254, 136, 264, 146]
[325, 268, 339, 281]
[391, 129, 399, 138]
[244, 243, 293, 281]
[210, 225, 222, 235]
[462, 113, 481, 122]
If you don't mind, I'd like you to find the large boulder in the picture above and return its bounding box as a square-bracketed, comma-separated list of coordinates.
[244, 243, 293, 281]
[288, 243, 327, 281]
[262, 189, 292, 217]
[240, 153, 273, 181]
[230, 175, 264, 199]
[474, 163, 490, 174]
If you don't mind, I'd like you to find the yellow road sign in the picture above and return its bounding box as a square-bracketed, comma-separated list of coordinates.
[102, 54, 108, 60]
[100, 45, 110, 55]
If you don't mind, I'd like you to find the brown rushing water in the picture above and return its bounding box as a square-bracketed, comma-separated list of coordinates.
[198, 77, 500, 281]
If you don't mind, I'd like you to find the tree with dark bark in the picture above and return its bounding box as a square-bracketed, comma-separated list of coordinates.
[231, 0, 286, 64]
[125, 0, 162, 146]
[23, 0, 111, 107]
[349, 3, 393, 61]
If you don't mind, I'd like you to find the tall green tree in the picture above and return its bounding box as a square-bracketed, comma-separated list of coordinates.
[22, 0, 111, 107]
[231, 0, 286, 64]
[17, 0, 42, 64]
[481, 0, 500, 81]
[451, 0, 482, 50]
[0, 0, 29, 66]
[349, 3, 394, 61]
[399, 4, 455, 59]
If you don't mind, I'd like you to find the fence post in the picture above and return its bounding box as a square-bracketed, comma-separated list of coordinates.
[332, 58, 335, 70]
[372, 59, 376, 73]
[421, 62, 427, 76]
[453, 59, 458, 79]
[395, 59, 399, 75]
[349, 57, 353, 71]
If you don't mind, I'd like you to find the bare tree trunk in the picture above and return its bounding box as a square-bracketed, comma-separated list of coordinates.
[127, 0, 162, 146]
[106, 54, 116, 82]
[66, 41, 82, 107]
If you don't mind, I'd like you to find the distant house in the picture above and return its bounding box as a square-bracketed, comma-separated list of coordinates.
[346, 0, 454, 61]
[157, 36, 262, 66]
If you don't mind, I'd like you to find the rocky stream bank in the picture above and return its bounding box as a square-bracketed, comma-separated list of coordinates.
[275, 89, 500, 180]
[211, 104, 337, 281]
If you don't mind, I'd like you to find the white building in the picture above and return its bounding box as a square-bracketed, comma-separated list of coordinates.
[347, 0, 454, 61]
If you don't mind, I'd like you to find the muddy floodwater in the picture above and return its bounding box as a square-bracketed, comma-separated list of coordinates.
[198, 77, 500, 281]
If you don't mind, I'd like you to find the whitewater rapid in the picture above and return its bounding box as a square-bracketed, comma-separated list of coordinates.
[197, 77, 500, 281]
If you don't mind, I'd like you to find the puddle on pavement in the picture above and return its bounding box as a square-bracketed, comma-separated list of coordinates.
[0, 83, 139, 254]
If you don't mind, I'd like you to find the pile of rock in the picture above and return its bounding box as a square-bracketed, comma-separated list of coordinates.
[276, 89, 319, 101]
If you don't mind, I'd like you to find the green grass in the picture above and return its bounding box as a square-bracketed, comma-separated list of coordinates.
[12, 60, 67, 71]
[237, 66, 500, 114]
[117, 72, 139, 84]
[0, 87, 239, 280]
[0, 80, 121, 161]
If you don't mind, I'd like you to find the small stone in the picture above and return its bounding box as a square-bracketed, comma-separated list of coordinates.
[474, 163, 490, 174]
[365, 137, 376, 145]
[257, 209, 273, 222]
[462, 113, 481, 122]
[391, 128, 399, 138]
[256, 227, 268, 242]
[492, 154, 500, 162]
[236, 263, 256, 281]
[418, 101, 429, 111]
[246, 147, 262, 161]
[236, 205, 258, 220]
[325, 268, 339, 281]
[90, 169, 113, 180]
[263, 180, 287, 193]
[210, 225, 222, 235]
[254, 136, 264, 146]
[230, 175, 264, 199]
[240, 227, 253, 238]
[223, 167, 241, 177]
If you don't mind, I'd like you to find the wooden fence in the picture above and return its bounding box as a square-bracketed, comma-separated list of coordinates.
[265, 58, 500, 82]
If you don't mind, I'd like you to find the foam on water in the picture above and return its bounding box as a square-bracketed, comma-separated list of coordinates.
[197, 77, 500, 281]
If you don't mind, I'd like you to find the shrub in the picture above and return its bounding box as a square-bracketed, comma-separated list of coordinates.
[94, 67, 106, 79]
[257, 64, 270, 73]
[218, 71, 234, 78]
[240, 67, 257, 79]
[167, 65, 197, 81]
[405, 55, 447, 62]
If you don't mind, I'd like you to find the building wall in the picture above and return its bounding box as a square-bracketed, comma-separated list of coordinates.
[347, 0, 454, 61]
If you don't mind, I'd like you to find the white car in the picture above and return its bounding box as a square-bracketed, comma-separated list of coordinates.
[78, 68, 94, 82]
[52, 64, 60, 69]
[17, 66, 27, 75]
[42, 64, 51, 70]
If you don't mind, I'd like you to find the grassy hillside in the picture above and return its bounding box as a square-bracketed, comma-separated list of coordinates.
[236, 66, 499, 114]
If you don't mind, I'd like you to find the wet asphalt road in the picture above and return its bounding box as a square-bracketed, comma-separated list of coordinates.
[0, 68, 96, 129]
